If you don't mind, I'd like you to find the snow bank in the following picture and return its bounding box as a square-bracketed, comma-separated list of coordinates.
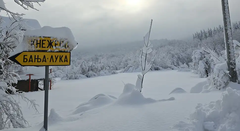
[158, 97, 175, 102]
[73, 94, 116, 114]
[169, 87, 187, 94]
[175, 87, 240, 131]
[115, 83, 156, 105]
[190, 81, 208, 93]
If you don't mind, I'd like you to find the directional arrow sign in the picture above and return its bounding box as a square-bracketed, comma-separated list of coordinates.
[9, 52, 71, 66]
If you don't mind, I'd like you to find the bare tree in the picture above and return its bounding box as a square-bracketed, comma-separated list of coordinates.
[136, 19, 154, 92]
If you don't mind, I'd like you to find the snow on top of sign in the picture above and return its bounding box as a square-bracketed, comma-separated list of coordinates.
[24, 26, 78, 50]
[2, 17, 41, 56]
[19, 67, 52, 80]
[20, 67, 44, 80]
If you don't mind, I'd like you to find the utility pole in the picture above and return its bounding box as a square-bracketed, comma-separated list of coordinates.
[221, 0, 238, 82]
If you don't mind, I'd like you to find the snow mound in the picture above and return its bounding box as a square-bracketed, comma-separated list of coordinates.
[73, 94, 116, 114]
[115, 83, 156, 105]
[48, 109, 63, 125]
[177, 68, 191, 72]
[175, 87, 240, 131]
[158, 97, 175, 102]
[190, 80, 208, 93]
[169, 87, 186, 94]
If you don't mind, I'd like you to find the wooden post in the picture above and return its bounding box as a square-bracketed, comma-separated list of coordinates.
[26, 74, 34, 92]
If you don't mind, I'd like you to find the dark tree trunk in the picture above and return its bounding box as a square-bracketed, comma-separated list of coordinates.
[221, 0, 238, 82]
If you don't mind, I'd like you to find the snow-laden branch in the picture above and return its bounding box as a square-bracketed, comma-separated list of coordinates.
[0, 0, 44, 18]
[0, 16, 38, 130]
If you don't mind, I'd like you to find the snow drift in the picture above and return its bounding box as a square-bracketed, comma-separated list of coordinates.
[73, 94, 116, 114]
[48, 109, 63, 125]
[114, 83, 156, 105]
[175, 87, 240, 131]
[169, 87, 187, 94]
[190, 81, 208, 93]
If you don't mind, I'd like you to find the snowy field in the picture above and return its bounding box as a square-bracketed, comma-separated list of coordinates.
[3, 70, 226, 131]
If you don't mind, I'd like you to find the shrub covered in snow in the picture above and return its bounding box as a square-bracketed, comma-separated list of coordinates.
[208, 62, 229, 90]
[192, 49, 211, 78]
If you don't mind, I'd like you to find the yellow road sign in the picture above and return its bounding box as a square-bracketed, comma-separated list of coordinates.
[9, 52, 71, 66]
[24, 37, 71, 51]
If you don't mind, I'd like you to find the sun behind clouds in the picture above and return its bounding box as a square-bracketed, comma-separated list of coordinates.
[126, 0, 142, 6]
[123, 0, 145, 13]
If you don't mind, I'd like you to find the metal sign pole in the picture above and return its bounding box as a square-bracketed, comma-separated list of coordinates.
[44, 66, 49, 131]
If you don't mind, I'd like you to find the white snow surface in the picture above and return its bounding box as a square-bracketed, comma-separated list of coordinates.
[2, 70, 229, 131]
[190, 80, 208, 93]
[73, 94, 116, 114]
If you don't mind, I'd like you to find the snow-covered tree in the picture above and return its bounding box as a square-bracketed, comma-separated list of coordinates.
[0, 17, 27, 130]
[0, 0, 44, 129]
[192, 49, 211, 77]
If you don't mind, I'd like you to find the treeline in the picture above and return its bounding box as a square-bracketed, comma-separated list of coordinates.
[52, 21, 240, 83]
[52, 39, 197, 80]
[193, 21, 240, 41]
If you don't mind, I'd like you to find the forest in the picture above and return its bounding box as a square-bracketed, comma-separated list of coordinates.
[51, 21, 240, 88]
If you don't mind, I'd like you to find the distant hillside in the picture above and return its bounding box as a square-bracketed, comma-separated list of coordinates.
[72, 39, 173, 57]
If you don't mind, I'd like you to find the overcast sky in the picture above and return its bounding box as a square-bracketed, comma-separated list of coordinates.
[2, 0, 240, 48]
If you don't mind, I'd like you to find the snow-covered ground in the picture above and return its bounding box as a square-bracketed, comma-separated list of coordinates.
[3, 70, 226, 131]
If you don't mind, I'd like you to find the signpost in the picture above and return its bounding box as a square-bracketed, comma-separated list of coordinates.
[44, 65, 49, 131]
[9, 52, 71, 66]
[9, 27, 77, 131]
